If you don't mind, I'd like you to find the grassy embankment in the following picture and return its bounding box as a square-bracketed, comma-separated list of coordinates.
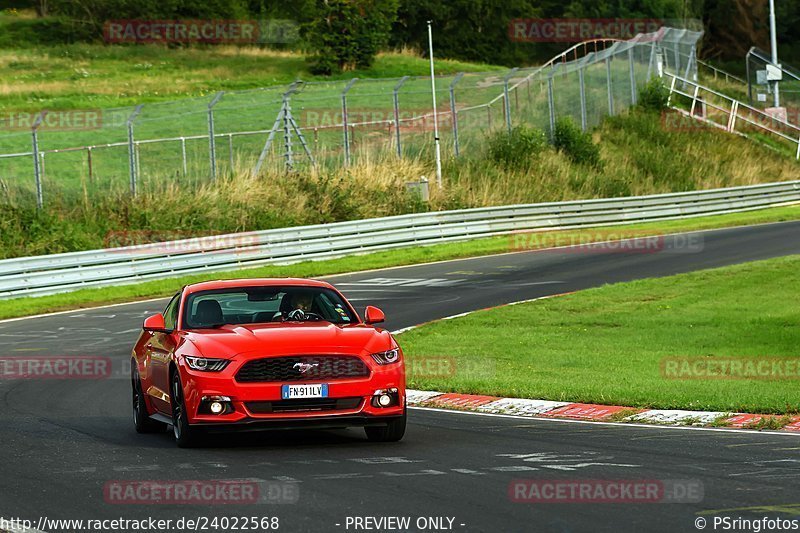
[398, 254, 800, 416]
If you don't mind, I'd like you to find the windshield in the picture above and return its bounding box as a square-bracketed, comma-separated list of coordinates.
[182, 286, 358, 329]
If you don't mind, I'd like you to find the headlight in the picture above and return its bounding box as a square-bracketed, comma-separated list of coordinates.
[185, 356, 230, 372]
[370, 348, 400, 365]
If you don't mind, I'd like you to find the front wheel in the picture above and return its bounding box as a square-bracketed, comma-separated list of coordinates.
[132, 365, 167, 434]
[365, 409, 406, 442]
[171, 371, 198, 448]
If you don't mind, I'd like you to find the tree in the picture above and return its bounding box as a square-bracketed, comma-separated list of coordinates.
[304, 0, 399, 74]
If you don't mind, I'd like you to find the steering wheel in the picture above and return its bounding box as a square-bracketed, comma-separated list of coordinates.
[285, 309, 322, 321]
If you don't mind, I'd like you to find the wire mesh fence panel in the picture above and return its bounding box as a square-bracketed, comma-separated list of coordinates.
[0, 26, 703, 208]
[0, 153, 37, 205]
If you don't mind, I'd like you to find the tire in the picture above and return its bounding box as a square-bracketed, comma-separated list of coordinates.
[170, 370, 199, 448]
[365, 409, 406, 442]
[132, 365, 167, 434]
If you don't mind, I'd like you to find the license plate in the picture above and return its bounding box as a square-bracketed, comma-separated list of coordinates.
[281, 383, 328, 400]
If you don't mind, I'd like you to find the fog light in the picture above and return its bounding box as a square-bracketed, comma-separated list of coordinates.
[209, 401, 224, 414]
[378, 394, 392, 407]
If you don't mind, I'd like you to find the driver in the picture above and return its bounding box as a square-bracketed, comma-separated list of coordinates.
[274, 291, 317, 321]
[291, 292, 314, 313]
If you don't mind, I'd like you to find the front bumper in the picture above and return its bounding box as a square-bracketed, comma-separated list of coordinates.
[194, 414, 405, 433]
[179, 356, 405, 425]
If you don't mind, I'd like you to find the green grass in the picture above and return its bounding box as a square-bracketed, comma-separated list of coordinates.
[398, 254, 800, 414]
[2, 203, 800, 322]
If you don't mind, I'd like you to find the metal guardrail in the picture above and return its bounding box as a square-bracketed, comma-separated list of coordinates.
[2, 180, 799, 299]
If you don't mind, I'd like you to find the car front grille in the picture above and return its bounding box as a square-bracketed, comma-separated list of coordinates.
[246, 397, 364, 414]
[235, 355, 370, 383]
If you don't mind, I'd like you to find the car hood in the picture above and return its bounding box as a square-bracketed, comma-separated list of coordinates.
[181, 322, 393, 358]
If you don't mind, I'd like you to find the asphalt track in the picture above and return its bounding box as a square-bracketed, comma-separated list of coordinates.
[1, 221, 800, 533]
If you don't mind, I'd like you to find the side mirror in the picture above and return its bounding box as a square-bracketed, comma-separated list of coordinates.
[143, 313, 167, 332]
[364, 306, 385, 325]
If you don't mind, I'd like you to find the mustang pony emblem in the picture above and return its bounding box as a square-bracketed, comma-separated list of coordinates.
[293, 362, 320, 374]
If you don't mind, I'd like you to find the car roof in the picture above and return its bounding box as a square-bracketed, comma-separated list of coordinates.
[183, 278, 335, 295]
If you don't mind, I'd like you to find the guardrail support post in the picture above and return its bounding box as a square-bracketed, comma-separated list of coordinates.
[126, 105, 143, 197]
[449, 73, 464, 156]
[690, 85, 700, 116]
[207, 92, 224, 181]
[727, 101, 739, 133]
[31, 111, 47, 209]
[393, 76, 409, 158]
[503, 68, 519, 133]
[341, 78, 358, 166]
[667, 75, 677, 107]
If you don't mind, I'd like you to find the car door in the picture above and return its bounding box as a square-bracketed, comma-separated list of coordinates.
[147, 294, 180, 414]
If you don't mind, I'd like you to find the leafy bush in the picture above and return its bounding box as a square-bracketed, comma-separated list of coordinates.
[638, 77, 670, 112]
[304, 0, 399, 74]
[487, 125, 548, 169]
[552, 117, 602, 168]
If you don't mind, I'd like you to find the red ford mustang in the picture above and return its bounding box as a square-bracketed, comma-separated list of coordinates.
[131, 278, 406, 447]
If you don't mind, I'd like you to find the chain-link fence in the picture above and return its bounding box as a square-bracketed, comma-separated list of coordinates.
[0, 27, 701, 209]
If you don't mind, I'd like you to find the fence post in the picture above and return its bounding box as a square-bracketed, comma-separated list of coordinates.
[180, 137, 187, 176]
[628, 47, 637, 106]
[283, 93, 293, 170]
[126, 105, 143, 197]
[449, 73, 464, 156]
[503, 67, 519, 133]
[683, 44, 697, 83]
[207, 91, 224, 181]
[393, 76, 409, 158]
[87, 147, 93, 184]
[31, 111, 47, 209]
[547, 67, 556, 141]
[341, 78, 358, 166]
[646, 41, 656, 80]
[228, 134, 234, 171]
[606, 57, 615, 116]
[578, 65, 588, 132]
